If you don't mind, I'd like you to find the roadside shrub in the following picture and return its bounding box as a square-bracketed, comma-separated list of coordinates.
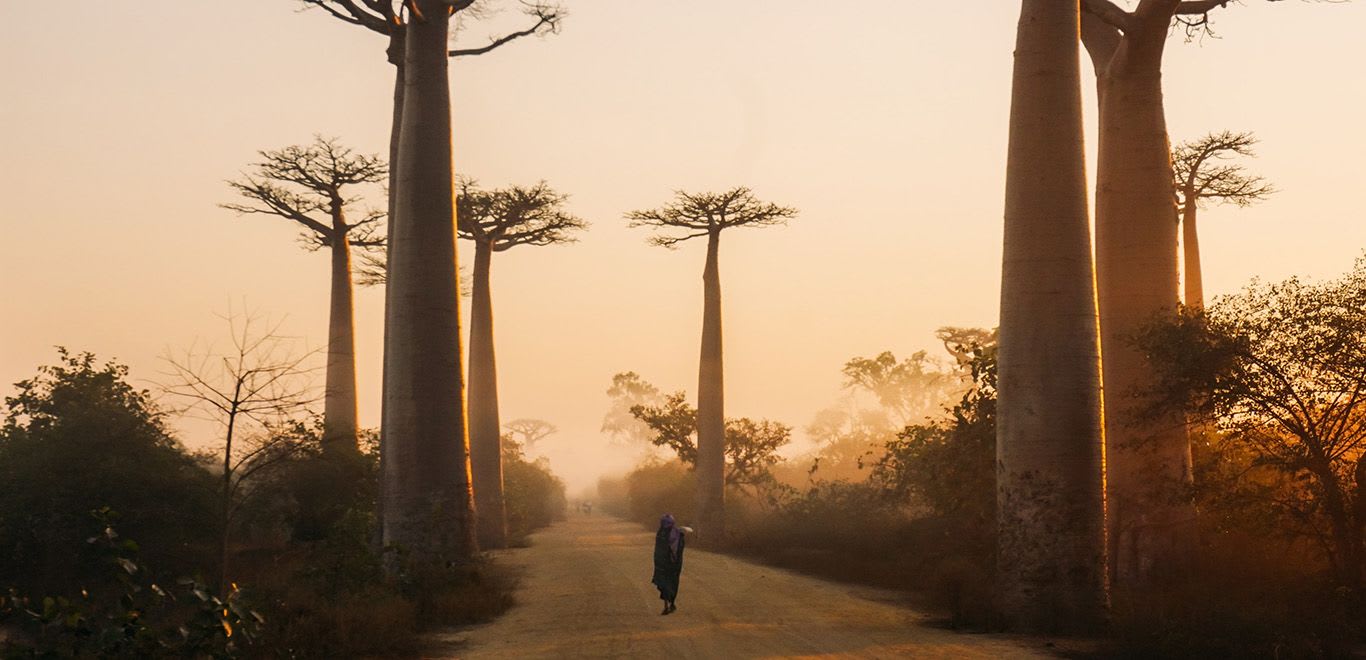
[502, 437, 567, 545]
[0, 350, 218, 596]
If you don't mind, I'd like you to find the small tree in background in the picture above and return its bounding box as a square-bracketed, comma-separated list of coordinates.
[602, 371, 665, 453]
[627, 187, 798, 541]
[222, 136, 385, 455]
[629, 393, 792, 503]
[504, 418, 557, 451]
[1171, 130, 1275, 309]
[459, 179, 587, 549]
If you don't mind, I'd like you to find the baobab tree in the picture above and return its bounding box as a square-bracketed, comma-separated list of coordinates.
[459, 179, 586, 548]
[297, 2, 561, 567]
[299, 0, 563, 223]
[1172, 130, 1275, 308]
[627, 188, 797, 543]
[1080, 0, 1268, 588]
[380, 0, 479, 570]
[222, 136, 384, 456]
[996, 0, 1107, 630]
[504, 418, 557, 450]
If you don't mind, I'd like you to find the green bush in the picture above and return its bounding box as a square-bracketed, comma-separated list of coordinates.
[502, 437, 567, 545]
[0, 350, 218, 595]
[623, 460, 695, 529]
[0, 509, 261, 659]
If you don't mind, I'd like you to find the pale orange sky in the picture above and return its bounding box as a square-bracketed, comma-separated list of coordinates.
[2, 1, 1364, 493]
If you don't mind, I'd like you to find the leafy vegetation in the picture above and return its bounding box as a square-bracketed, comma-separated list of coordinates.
[0, 351, 564, 658]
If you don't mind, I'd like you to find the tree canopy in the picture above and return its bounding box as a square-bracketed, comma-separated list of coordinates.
[625, 187, 798, 248]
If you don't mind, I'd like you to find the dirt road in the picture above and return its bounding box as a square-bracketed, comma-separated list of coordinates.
[433, 515, 1057, 659]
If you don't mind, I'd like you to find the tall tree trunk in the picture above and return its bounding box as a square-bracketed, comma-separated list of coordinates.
[376, 28, 404, 550]
[468, 241, 507, 549]
[997, 0, 1108, 631]
[696, 229, 725, 543]
[1181, 192, 1204, 309]
[1090, 2, 1195, 589]
[323, 233, 360, 454]
[380, 2, 477, 571]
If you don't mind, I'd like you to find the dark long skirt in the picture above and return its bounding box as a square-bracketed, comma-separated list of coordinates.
[651, 529, 685, 602]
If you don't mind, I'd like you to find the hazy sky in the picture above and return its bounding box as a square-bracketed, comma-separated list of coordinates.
[3, 1, 1364, 493]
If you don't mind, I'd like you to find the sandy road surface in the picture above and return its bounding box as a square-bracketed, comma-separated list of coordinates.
[431, 515, 1057, 659]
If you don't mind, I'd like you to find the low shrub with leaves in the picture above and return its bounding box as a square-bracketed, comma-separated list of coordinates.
[0, 509, 260, 659]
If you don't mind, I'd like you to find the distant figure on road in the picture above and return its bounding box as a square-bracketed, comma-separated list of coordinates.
[652, 513, 686, 615]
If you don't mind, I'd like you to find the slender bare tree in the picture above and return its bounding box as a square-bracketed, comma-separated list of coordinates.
[222, 137, 384, 456]
[161, 310, 318, 593]
[459, 179, 586, 548]
[1172, 130, 1275, 309]
[627, 188, 797, 543]
[997, 0, 1107, 630]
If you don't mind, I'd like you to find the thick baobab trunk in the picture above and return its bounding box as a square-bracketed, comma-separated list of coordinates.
[322, 233, 360, 454]
[380, 3, 477, 570]
[1181, 193, 1204, 308]
[696, 230, 726, 543]
[996, 0, 1108, 631]
[1091, 6, 1195, 589]
[468, 241, 507, 549]
[376, 28, 404, 546]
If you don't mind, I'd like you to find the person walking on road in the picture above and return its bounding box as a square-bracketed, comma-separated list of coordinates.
[652, 513, 686, 615]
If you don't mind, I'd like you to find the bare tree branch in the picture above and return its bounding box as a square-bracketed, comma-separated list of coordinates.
[222, 136, 387, 250]
[1172, 130, 1276, 210]
[449, 3, 563, 57]
[626, 187, 798, 249]
[457, 179, 588, 251]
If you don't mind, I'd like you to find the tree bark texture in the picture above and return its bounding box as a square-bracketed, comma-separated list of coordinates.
[323, 232, 360, 454]
[997, 0, 1108, 631]
[1181, 193, 1203, 309]
[696, 230, 726, 543]
[376, 29, 404, 546]
[1090, 2, 1195, 589]
[468, 241, 507, 549]
[380, 3, 477, 571]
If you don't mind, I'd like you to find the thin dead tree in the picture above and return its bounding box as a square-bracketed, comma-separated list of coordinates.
[1172, 130, 1275, 308]
[460, 179, 586, 549]
[627, 187, 797, 544]
[222, 136, 385, 456]
[161, 310, 318, 593]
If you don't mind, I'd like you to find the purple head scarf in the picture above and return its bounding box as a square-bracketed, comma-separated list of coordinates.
[660, 513, 681, 556]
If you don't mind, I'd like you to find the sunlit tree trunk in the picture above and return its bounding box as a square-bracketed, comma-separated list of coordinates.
[323, 231, 360, 454]
[380, 1, 477, 570]
[997, 0, 1108, 630]
[468, 241, 507, 549]
[696, 230, 725, 543]
[1181, 190, 1203, 309]
[1089, 2, 1195, 588]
